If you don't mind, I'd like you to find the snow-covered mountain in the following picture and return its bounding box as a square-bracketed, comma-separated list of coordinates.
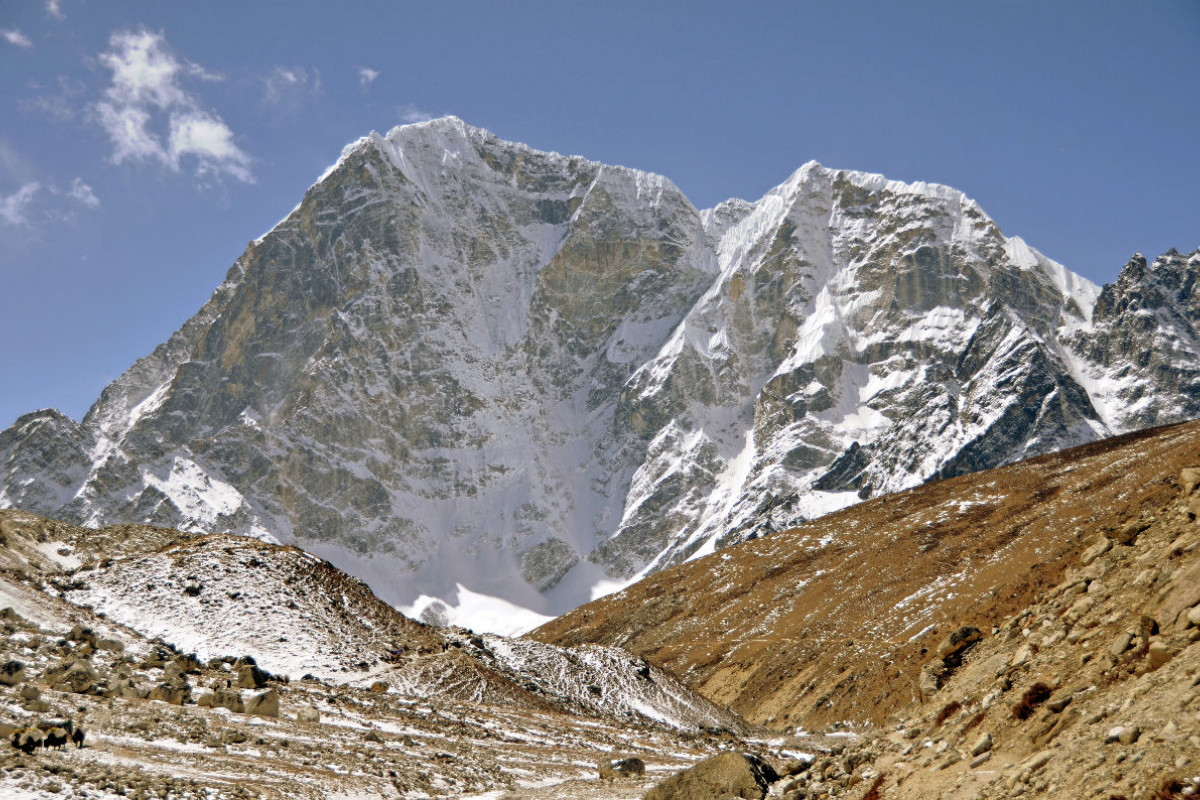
[2, 117, 1197, 631]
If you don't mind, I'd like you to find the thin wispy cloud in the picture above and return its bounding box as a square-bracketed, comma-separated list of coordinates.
[91, 28, 253, 184]
[0, 183, 41, 226]
[2, 29, 33, 49]
[398, 103, 434, 124]
[358, 67, 379, 89]
[263, 66, 320, 107]
[21, 75, 87, 123]
[46, 0, 65, 20]
[67, 178, 99, 208]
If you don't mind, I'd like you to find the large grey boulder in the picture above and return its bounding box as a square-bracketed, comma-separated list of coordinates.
[643, 752, 778, 800]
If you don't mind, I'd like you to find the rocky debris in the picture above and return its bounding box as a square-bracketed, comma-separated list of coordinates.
[43, 657, 96, 694]
[644, 751, 779, 800]
[0, 600, 737, 799]
[806, 459, 1200, 799]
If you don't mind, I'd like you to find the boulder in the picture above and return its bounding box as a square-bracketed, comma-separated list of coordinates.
[643, 752, 779, 800]
[1107, 522, 1149, 545]
[44, 658, 97, 694]
[162, 661, 185, 684]
[919, 660, 948, 700]
[936, 626, 982, 660]
[237, 664, 270, 690]
[246, 688, 280, 717]
[1110, 632, 1133, 658]
[148, 681, 190, 705]
[598, 757, 646, 781]
[214, 688, 245, 713]
[296, 706, 320, 723]
[1080, 537, 1111, 566]
[1180, 468, 1200, 495]
[174, 654, 203, 673]
[0, 660, 24, 686]
[970, 732, 992, 756]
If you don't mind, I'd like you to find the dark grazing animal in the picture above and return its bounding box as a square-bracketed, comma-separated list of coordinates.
[44, 727, 68, 750]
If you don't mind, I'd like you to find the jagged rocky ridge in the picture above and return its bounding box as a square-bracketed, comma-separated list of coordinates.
[1, 117, 1198, 628]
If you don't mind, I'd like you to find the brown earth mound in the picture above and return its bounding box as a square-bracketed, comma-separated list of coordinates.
[532, 419, 1200, 731]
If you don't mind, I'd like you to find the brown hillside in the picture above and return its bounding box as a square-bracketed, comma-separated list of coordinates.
[532, 419, 1200, 731]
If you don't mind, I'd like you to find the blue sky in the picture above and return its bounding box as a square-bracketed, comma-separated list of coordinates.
[1, 1, 1197, 429]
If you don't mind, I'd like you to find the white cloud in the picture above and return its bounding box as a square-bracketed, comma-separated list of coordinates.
[398, 103, 434, 124]
[91, 28, 253, 184]
[0, 183, 41, 226]
[67, 178, 99, 208]
[2, 29, 33, 49]
[168, 112, 251, 182]
[358, 67, 379, 88]
[46, 0, 64, 20]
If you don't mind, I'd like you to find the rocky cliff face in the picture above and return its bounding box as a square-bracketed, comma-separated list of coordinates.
[1, 117, 1196, 629]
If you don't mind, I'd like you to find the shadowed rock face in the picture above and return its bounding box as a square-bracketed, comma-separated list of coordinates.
[1, 116, 1197, 621]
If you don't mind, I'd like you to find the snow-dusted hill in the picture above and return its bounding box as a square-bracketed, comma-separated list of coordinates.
[2, 117, 1198, 631]
[0, 508, 741, 736]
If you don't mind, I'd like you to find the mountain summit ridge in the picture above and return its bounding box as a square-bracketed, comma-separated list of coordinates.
[2, 117, 1197, 631]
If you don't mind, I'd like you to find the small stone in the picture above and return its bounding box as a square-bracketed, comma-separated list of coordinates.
[970, 732, 993, 756]
[1118, 726, 1140, 745]
[1081, 538, 1112, 566]
[1024, 751, 1053, 774]
[1107, 522, 1148, 545]
[1186, 604, 1200, 628]
[1105, 726, 1126, 743]
[1148, 641, 1176, 668]
[969, 752, 992, 768]
[1011, 644, 1032, 668]
[1110, 632, 1133, 658]
[296, 706, 320, 723]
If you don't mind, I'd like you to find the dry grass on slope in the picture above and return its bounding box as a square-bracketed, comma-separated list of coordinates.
[532, 419, 1200, 731]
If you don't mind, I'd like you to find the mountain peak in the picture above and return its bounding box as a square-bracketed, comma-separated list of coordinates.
[2, 123, 1197, 633]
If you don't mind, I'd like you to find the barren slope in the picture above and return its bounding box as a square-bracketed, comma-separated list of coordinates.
[532, 418, 1200, 731]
